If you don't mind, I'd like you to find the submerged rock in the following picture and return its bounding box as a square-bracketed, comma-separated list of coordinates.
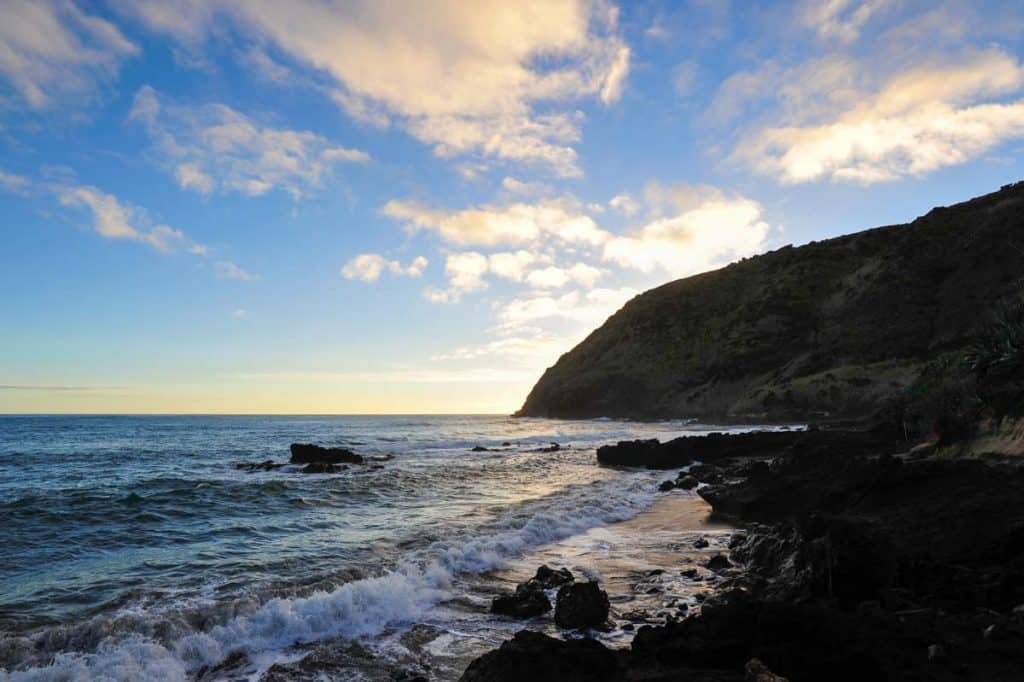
[289, 443, 363, 464]
[554, 581, 610, 629]
[234, 460, 285, 472]
[658, 480, 676, 492]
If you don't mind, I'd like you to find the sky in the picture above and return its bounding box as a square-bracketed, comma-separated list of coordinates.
[2, 0, 1024, 414]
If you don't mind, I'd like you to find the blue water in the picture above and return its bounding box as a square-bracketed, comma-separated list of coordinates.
[0, 415, 732, 680]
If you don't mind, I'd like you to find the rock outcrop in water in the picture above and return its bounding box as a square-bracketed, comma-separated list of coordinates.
[516, 182, 1024, 422]
[289, 443, 364, 464]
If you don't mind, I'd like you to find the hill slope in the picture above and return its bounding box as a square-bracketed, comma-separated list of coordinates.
[516, 182, 1024, 421]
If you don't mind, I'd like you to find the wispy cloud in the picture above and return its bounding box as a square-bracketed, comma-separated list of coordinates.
[130, 86, 370, 199]
[120, 0, 630, 177]
[0, 0, 137, 109]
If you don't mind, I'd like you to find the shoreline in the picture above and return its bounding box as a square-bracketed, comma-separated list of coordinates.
[459, 428, 1024, 681]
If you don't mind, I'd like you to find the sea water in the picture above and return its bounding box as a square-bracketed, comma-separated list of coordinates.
[0, 415, 744, 680]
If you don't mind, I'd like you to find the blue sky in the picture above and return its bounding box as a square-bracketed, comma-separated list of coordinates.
[2, 0, 1023, 414]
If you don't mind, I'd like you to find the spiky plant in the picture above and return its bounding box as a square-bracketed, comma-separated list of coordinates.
[964, 300, 1024, 378]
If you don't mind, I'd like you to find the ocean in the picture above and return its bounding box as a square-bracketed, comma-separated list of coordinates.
[0, 415, 744, 680]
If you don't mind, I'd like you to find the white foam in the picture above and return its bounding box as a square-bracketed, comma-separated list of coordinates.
[3, 472, 660, 682]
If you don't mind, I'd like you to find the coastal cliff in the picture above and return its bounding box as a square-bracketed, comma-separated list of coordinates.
[517, 182, 1024, 422]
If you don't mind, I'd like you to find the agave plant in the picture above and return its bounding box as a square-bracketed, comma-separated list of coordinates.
[964, 300, 1024, 378]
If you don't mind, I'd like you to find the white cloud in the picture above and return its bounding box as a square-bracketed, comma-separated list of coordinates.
[603, 186, 770, 273]
[383, 198, 607, 247]
[494, 286, 637, 333]
[52, 185, 263, 280]
[487, 250, 540, 282]
[608, 193, 640, 215]
[600, 45, 631, 104]
[735, 49, 1024, 184]
[0, 169, 31, 196]
[525, 263, 603, 288]
[800, 0, 889, 45]
[120, 0, 630, 177]
[215, 260, 257, 280]
[341, 253, 429, 282]
[130, 86, 370, 198]
[0, 0, 137, 109]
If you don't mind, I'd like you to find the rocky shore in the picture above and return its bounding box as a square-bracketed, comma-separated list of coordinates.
[458, 428, 1024, 681]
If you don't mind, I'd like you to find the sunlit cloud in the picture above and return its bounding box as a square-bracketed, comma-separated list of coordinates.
[341, 253, 428, 282]
[0, 169, 31, 196]
[119, 0, 630, 177]
[130, 86, 370, 199]
[734, 49, 1024, 184]
[0, 0, 137, 109]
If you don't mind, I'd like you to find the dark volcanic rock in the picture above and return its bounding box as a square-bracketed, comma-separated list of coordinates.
[515, 182, 1024, 421]
[554, 581, 610, 629]
[289, 443, 363, 464]
[658, 480, 676, 492]
[459, 630, 620, 682]
[471, 445, 490, 452]
[706, 554, 731, 572]
[533, 564, 574, 589]
[676, 474, 699, 490]
[491, 581, 551, 619]
[597, 429, 902, 470]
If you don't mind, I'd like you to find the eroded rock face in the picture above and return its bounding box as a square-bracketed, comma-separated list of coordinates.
[289, 443, 363, 464]
[554, 581, 610, 630]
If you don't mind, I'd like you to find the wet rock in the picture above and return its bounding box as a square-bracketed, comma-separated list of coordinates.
[676, 474, 699, 490]
[694, 537, 710, 549]
[502, 441, 512, 447]
[471, 445, 490, 452]
[534, 442, 563, 453]
[458, 630, 620, 682]
[706, 554, 732, 572]
[555, 581, 610, 630]
[491, 581, 551, 619]
[533, 564, 574, 589]
[658, 480, 676, 492]
[289, 443, 363, 464]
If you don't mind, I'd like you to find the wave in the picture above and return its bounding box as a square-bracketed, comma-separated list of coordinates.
[2, 471, 662, 681]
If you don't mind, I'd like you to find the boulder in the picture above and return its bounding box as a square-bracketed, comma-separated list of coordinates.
[694, 537, 710, 549]
[533, 564, 574, 589]
[555, 581, 610, 629]
[706, 555, 732, 572]
[491, 582, 551, 619]
[676, 474, 699, 490]
[289, 443, 363, 464]
[658, 480, 676, 492]
[471, 445, 490, 452]
[459, 630, 620, 682]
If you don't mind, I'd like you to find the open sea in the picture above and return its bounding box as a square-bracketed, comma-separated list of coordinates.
[0, 415, 748, 681]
